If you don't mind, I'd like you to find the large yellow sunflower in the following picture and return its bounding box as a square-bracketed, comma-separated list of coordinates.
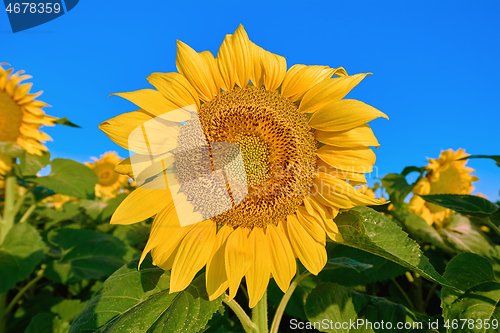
[100, 25, 388, 307]
[86, 151, 130, 199]
[0, 63, 57, 176]
[409, 148, 478, 227]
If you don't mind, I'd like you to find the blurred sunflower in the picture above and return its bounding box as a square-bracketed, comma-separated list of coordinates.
[101, 25, 387, 307]
[0, 63, 57, 177]
[43, 193, 76, 209]
[86, 151, 129, 199]
[409, 149, 478, 227]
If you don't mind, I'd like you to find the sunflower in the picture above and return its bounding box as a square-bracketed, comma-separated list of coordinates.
[409, 148, 478, 226]
[86, 151, 130, 199]
[101, 25, 388, 307]
[0, 63, 57, 177]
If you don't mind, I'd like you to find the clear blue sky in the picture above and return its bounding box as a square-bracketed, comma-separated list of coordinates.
[2, 0, 499, 200]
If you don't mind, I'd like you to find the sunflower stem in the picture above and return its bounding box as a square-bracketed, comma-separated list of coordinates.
[270, 272, 310, 333]
[252, 290, 268, 333]
[19, 204, 37, 223]
[0, 171, 17, 245]
[3, 265, 45, 319]
[223, 294, 257, 333]
[0, 293, 6, 333]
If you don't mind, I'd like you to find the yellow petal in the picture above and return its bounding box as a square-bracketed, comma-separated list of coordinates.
[246, 227, 271, 308]
[111, 187, 173, 225]
[315, 124, 380, 148]
[303, 195, 332, 222]
[199, 51, 225, 93]
[309, 99, 388, 132]
[299, 74, 370, 113]
[114, 157, 133, 176]
[296, 207, 326, 245]
[177, 40, 220, 101]
[217, 25, 253, 90]
[252, 43, 286, 91]
[112, 89, 183, 117]
[281, 65, 339, 102]
[316, 158, 367, 184]
[170, 220, 216, 293]
[314, 171, 386, 207]
[286, 214, 327, 275]
[324, 219, 343, 243]
[206, 225, 232, 300]
[225, 227, 252, 300]
[266, 224, 296, 293]
[317, 146, 376, 173]
[140, 203, 189, 267]
[147, 72, 200, 109]
[217, 35, 236, 91]
[99, 110, 153, 150]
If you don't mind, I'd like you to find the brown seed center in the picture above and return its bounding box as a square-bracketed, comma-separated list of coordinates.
[176, 86, 316, 228]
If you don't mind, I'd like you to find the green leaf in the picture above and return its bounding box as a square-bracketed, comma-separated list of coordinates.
[323, 257, 373, 273]
[69, 256, 222, 333]
[419, 194, 499, 217]
[45, 228, 135, 284]
[54, 117, 81, 128]
[401, 166, 426, 177]
[0, 141, 24, 158]
[441, 253, 500, 332]
[18, 151, 51, 176]
[51, 299, 88, 322]
[0, 223, 45, 293]
[381, 172, 422, 211]
[80, 200, 108, 220]
[100, 193, 128, 221]
[319, 244, 408, 287]
[459, 154, 500, 168]
[399, 213, 452, 253]
[439, 215, 496, 258]
[25, 312, 71, 333]
[305, 282, 420, 333]
[334, 206, 452, 288]
[34, 159, 98, 199]
[32, 186, 56, 202]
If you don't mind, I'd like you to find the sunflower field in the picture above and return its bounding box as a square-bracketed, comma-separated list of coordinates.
[1, 25, 500, 333]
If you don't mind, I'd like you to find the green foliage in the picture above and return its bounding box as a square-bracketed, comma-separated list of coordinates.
[17, 151, 51, 176]
[69, 256, 222, 333]
[305, 282, 420, 333]
[381, 166, 424, 211]
[459, 154, 500, 168]
[0, 142, 24, 158]
[320, 244, 408, 287]
[32, 159, 99, 199]
[441, 253, 500, 332]
[44, 228, 136, 284]
[419, 194, 499, 217]
[54, 117, 81, 128]
[0, 223, 45, 293]
[335, 206, 452, 287]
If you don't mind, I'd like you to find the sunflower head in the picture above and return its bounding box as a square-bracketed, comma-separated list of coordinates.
[101, 25, 388, 307]
[0, 63, 57, 177]
[409, 148, 478, 226]
[86, 151, 130, 199]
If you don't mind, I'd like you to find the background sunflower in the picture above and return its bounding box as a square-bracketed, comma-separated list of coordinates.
[85, 151, 130, 199]
[409, 148, 479, 226]
[0, 64, 57, 177]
